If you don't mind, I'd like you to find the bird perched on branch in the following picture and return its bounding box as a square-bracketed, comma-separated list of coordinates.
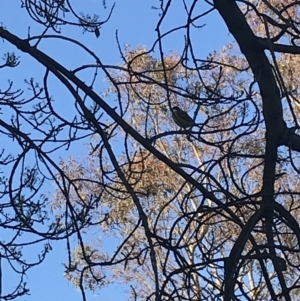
[171, 106, 196, 129]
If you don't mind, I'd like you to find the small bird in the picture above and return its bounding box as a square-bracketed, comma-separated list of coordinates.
[171, 106, 196, 129]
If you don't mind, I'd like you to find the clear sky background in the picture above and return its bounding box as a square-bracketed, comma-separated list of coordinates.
[1, 1, 232, 300]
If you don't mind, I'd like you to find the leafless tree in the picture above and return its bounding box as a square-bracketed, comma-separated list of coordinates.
[2, 1, 300, 301]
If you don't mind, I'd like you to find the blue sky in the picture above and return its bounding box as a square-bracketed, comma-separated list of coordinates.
[0, 1, 231, 300]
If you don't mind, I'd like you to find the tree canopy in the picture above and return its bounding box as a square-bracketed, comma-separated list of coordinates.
[2, 1, 300, 300]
